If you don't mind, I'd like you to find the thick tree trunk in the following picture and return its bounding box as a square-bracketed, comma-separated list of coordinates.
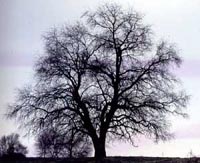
[93, 138, 106, 160]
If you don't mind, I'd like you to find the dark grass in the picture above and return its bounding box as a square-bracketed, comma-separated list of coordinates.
[0, 156, 200, 163]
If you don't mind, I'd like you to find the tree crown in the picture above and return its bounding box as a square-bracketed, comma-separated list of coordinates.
[8, 3, 188, 158]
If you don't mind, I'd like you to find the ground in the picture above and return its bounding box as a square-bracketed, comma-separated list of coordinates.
[0, 157, 200, 163]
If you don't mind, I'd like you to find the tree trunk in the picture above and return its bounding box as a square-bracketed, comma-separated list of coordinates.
[94, 139, 106, 160]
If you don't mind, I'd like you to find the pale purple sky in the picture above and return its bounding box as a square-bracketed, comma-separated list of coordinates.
[1, 0, 200, 157]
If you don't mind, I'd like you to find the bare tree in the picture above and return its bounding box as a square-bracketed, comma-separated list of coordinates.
[8, 4, 188, 160]
[35, 128, 62, 158]
[64, 128, 92, 158]
[35, 128, 91, 158]
[0, 133, 27, 157]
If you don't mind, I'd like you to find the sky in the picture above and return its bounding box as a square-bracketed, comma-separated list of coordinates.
[0, 0, 200, 157]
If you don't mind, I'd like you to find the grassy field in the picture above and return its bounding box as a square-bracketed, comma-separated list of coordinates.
[0, 157, 200, 163]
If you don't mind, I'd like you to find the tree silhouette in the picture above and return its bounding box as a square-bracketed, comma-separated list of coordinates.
[35, 128, 91, 158]
[8, 4, 188, 160]
[0, 133, 27, 157]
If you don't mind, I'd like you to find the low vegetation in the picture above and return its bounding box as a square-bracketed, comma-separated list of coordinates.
[0, 156, 200, 163]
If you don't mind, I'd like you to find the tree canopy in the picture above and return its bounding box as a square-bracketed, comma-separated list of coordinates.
[35, 128, 91, 158]
[8, 4, 188, 159]
[0, 133, 28, 157]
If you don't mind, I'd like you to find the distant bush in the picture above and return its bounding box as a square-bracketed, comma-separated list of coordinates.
[35, 128, 92, 158]
[0, 133, 28, 157]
